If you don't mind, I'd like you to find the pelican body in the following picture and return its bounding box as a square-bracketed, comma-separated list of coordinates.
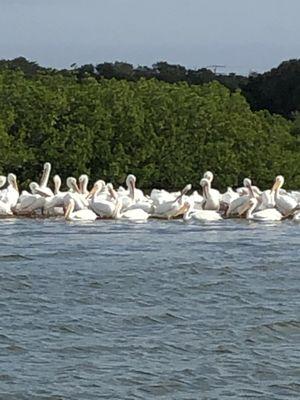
[65, 198, 97, 221]
[239, 198, 282, 221]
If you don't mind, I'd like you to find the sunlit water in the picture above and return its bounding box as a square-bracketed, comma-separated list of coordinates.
[0, 218, 299, 399]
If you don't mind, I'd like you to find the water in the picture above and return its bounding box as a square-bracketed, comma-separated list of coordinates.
[0, 218, 299, 399]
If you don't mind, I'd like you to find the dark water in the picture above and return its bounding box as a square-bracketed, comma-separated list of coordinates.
[0, 218, 299, 399]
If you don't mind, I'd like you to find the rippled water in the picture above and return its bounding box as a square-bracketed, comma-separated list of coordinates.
[0, 218, 299, 399]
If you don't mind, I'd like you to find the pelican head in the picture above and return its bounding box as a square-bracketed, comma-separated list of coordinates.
[271, 175, 284, 192]
[200, 178, 210, 198]
[0, 175, 6, 188]
[86, 180, 105, 199]
[53, 175, 61, 194]
[79, 174, 89, 194]
[44, 162, 51, 170]
[126, 174, 136, 199]
[243, 178, 255, 197]
[106, 183, 118, 200]
[126, 174, 136, 187]
[174, 184, 192, 202]
[7, 173, 18, 191]
[181, 184, 192, 195]
[66, 177, 81, 193]
[94, 179, 106, 189]
[53, 175, 61, 185]
[29, 182, 39, 194]
[40, 162, 51, 188]
[203, 171, 214, 182]
[79, 174, 88, 181]
[243, 178, 252, 187]
[200, 178, 209, 186]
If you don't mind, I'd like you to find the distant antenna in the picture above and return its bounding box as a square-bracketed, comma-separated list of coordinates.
[206, 65, 226, 74]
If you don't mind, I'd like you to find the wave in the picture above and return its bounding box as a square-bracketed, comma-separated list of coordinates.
[0, 254, 32, 262]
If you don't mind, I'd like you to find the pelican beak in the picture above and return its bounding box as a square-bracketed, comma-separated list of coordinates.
[73, 182, 81, 194]
[181, 184, 192, 196]
[65, 201, 72, 219]
[202, 183, 208, 198]
[40, 169, 46, 185]
[86, 186, 97, 199]
[109, 187, 117, 200]
[130, 181, 135, 200]
[270, 179, 279, 193]
[247, 183, 255, 198]
[174, 203, 189, 217]
[174, 194, 181, 203]
[79, 180, 83, 194]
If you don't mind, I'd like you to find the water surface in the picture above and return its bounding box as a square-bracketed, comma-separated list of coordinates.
[0, 218, 299, 399]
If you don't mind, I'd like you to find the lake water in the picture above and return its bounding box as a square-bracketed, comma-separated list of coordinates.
[0, 218, 299, 399]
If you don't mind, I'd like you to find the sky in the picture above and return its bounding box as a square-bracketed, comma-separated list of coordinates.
[0, 0, 299, 75]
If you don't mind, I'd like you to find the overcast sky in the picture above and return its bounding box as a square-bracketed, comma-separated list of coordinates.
[0, 0, 299, 75]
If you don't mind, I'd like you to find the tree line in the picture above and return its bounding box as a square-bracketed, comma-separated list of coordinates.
[0, 63, 299, 190]
[1, 57, 300, 119]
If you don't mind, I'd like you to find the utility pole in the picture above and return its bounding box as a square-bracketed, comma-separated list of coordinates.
[206, 65, 226, 74]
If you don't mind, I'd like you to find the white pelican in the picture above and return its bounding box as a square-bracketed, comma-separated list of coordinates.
[152, 184, 192, 219]
[221, 187, 239, 205]
[79, 174, 89, 195]
[15, 182, 46, 215]
[116, 174, 148, 211]
[66, 176, 81, 193]
[238, 198, 282, 221]
[258, 189, 276, 209]
[236, 178, 261, 197]
[39, 162, 51, 187]
[226, 179, 256, 217]
[123, 188, 154, 213]
[122, 200, 154, 214]
[188, 190, 204, 210]
[118, 174, 145, 202]
[63, 177, 89, 211]
[200, 178, 220, 211]
[0, 173, 19, 208]
[88, 180, 117, 218]
[203, 170, 214, 183]
[179, 200, 222, 222]
[0, 201, 13, 216]
[38, 162, 54, 196]
[65, 198, 97, 221]
[118, 175, 153, 212]
[54, 174, 62, 195]
[112, 199, 149, 221]
[43, 175, 67, 215]
[0, 174, 16, 216]
[44, 175, 73, 209]
[272, 175, 298, 216]
[150, 188, 181, 205]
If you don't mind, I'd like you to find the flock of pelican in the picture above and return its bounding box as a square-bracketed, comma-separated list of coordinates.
[0, 162, 299, 222]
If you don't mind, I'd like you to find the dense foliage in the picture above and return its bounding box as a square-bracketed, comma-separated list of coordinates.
[0, 67, 299, 190]
[242, 59, 300, 118]
[2, 57, 300, 118]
